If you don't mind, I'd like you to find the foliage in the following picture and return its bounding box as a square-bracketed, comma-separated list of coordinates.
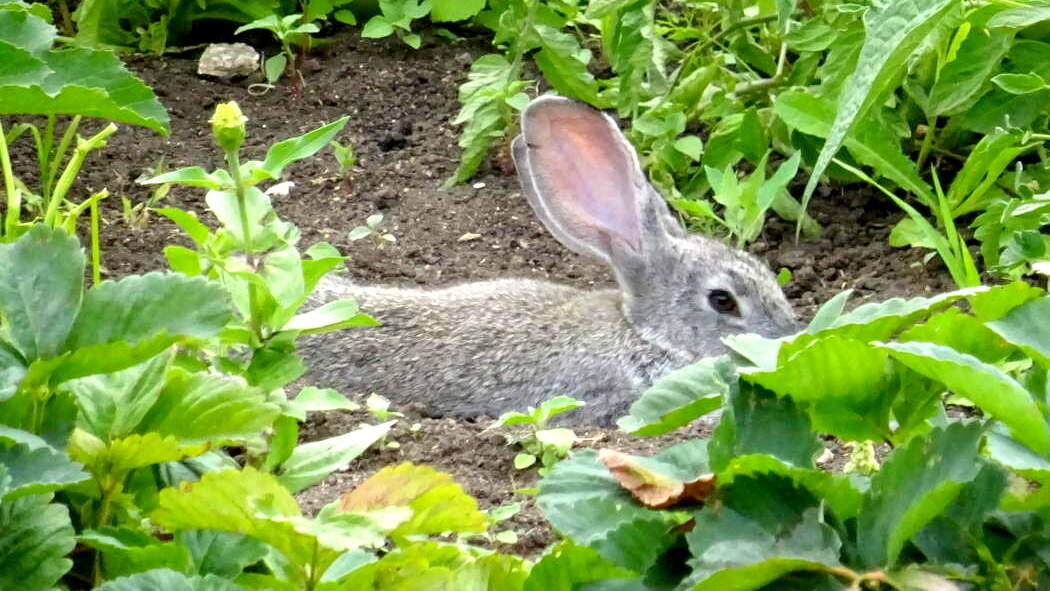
[533, 282, 1050, 589]
[489, 396, 584, 475]
[0, 0, 168, 254]
[235, 13, 319, 85]
[348, 213, 397, 246]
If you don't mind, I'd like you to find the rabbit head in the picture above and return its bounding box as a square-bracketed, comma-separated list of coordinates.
[512, 96, 797, 361]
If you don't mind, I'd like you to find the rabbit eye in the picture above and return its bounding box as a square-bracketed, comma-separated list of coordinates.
[708, 289, 740, 316]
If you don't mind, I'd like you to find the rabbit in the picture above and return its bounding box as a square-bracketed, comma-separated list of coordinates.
[300, 95, 797, 426]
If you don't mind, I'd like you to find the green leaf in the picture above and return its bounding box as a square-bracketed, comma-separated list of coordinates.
[175, 530, 268, 579]
[744, 336, 894, 442]
[264, 54, 286, 84]
[361, 15, 393, 38]
[137, 369, 280, 446]
[154, 467, 351, 578]
[0, 343, 27, 402]
[992, 72, 1049, 95]
[988, 6, 1050, 29]
[537, 448, 692, 573]
[0, 41, 49, 87]
[618, 355, 736, 435]
[800, 0, 958, 226]
[0, 224, 83, 361]
[709, 384, 823, 472]
[927, 24, 1012, 116]
[857, 423, 985, 567]
[899, 307, 1014, 365]
[0, 493, 75, 591]
[0, 47, 169, 134]
[818, 288, 984, 342]
[986, 297, 1050, 365]
[533, 24, 605, 107]
[67, 272, 231, 350]
[524, 540, 633, 591]
[876, 341, 1049, 455]
[293, 387, 359, 412]
[0, 9, 55, 54]
[70, 431, 187, 474]
[683, 505, 842, 590]
[156, 208, 212, 245]
[0, 442, 87, 501]
[447, 53, 523, 185]
[64, 350, 169, 440]
[673, 135, 703, 161]
[79, 527, 194, 580]
[720, 454, 865, 521]
[277, 421, 393, 493]
[430, 0, 484, 22]
[283, 298, 378, 334]
[142, 167, 223, 190]
[339, 462, 488, 540]
[256, 117, 350, 181]
[93, 569, 247, 591]
[164, 246, 202, 276]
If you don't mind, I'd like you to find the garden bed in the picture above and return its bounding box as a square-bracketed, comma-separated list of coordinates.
[37, 30, 953, 557]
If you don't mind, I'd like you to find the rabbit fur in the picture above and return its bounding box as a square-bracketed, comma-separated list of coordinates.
[300, 95, 797, 426]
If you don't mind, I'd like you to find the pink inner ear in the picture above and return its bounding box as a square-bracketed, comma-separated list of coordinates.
[527, 103, 642, 251]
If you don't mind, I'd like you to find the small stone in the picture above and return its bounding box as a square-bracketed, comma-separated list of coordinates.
[472, 182, 486, 189]
[198, 43, 259, 79]
[458, 232, 482, 242]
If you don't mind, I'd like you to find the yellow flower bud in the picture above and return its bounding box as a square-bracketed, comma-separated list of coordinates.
[210, 101, 247, 153]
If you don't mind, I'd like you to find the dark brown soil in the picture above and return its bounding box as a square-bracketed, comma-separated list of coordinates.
[7, 29, 952, 557]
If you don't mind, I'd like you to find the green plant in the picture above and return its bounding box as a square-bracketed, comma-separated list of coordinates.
[348, 213, 396, 246]
[532, 282, 1050, 589]
[489, 395, 583, 475]
[120, 157, 172, 231]
[329, 138, 357, 173]
[236, 12, 320, 86]
[0, 1, 168, 244]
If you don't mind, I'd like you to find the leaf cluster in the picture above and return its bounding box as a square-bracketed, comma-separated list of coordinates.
[536, 282, 1050, 589]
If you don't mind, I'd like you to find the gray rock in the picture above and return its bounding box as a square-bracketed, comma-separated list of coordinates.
[197, 43, 259, 79]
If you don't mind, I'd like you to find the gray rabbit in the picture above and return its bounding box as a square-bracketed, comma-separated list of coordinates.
[301, 96, 797, 426]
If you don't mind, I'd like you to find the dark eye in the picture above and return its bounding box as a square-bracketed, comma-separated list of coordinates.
[708, 289, 739, 316]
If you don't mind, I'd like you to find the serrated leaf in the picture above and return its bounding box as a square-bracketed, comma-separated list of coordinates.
[533, 24, 605, 107]
[618, 355, 735, 435]
[524, 540, 633, 591]
[93, 569, 247, 591]
[899, 307, 1014, 364]
[709, 383, 823, 472]
[339, 462, 488, 540]
[69, 431, 187, 474]
[857, 423, 985, 568]
[537, 449, 692, 573]
[683, 506, 842, 590]
[66, 272, 231, 351]
[744, 336, 893, 442]
[800, 0, 958, 225]
[0, 224, 83, 361]
[818, 288, 985, 342]
[0, 47, 169, 133]
[876, 341, 1049, 455]
[986, 297, 1050, 366]
[79, 526, 194, 579]
[137, 369, 280, 446]
[0, 494, 74, 591]
[277, 421, 393, 493]
[176, 530, 268, 579]
[64, 350, 170, 440]
[721, 454, 865, 520]
[0, 442, 87, 501]
[154, 467, 351, 580]
[927, 24, 1012, 116]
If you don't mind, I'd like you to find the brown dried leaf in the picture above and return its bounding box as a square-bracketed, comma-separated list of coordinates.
[598, 449, 716, 509]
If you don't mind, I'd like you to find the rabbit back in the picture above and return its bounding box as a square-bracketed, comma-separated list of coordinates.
[301, 275, 677, 424]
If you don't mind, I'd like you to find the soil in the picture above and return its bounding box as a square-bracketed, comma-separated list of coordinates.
[8, 29, 953, 557]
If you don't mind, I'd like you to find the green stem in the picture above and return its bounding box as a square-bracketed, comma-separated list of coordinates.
[90, 191, 103, 284]
[41, 116, 57, 199]
[0, 120, 20, 237]
[916, 116, 938, 172]
[225, 149, 264, 341]
[43, 123, 116, 227]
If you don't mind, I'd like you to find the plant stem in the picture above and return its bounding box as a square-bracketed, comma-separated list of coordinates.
[916, 116, 938, 172]
[49, 115, 81, 200]
[90, 192, 103, 285]
[225, 149, 264, 341]
[0, 120, 20, 238]
[43, 123, 117, 227]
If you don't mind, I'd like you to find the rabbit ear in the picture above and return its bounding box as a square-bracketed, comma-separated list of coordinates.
[512, 96, 678, 266]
